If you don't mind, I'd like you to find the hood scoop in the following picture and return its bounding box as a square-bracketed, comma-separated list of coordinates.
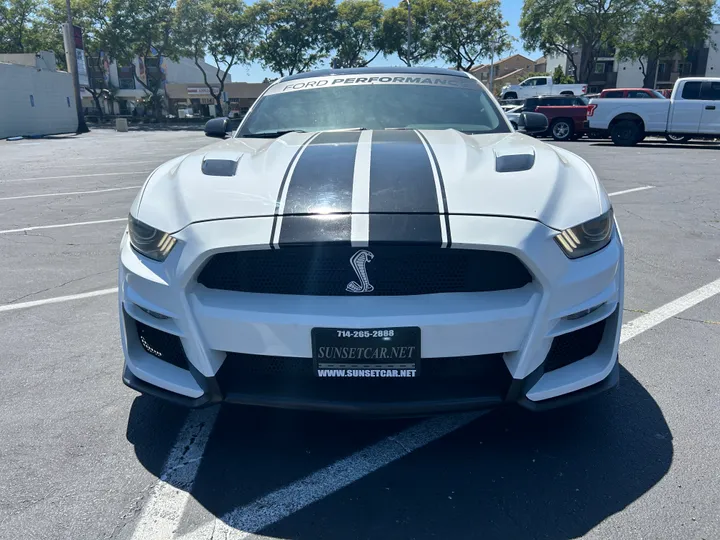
[201, 153, 242, 177]
[494, 147, 536, 173]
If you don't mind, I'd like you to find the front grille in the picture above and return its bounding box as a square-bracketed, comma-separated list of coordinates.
[544, 317, 607, 372]
[135, 319, 188, 370]
[216, 353, 513, 403]
[196, 246, 532, 296]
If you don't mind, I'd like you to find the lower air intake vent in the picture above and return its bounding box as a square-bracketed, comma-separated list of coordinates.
[544, 317, 607, 372]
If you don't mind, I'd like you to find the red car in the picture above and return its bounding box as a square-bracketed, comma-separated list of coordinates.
[534, 100, 591, 141]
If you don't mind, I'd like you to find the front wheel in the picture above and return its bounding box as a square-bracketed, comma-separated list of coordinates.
[502, 92, 517, 100]
[611, 120, 642, 146]
[665, 134, 692, 143]
[551, 119, 574, 141]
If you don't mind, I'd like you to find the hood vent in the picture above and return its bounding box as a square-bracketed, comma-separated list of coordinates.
[202, 158, 240, 177]
[494, 148, 536, 173]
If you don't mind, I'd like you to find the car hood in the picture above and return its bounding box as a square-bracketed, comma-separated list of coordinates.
[136, 129, 607, 234]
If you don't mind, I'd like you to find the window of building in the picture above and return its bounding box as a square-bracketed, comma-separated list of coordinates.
[118, 66, 136, 89]
[595, 62, 604, 74]
[681, 81, 702, 100]
[658, 63, 667, 75]
[678, 62, 693, 75]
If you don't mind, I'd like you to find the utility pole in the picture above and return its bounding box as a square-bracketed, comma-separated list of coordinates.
[488, 43, 495, 95]
[406, 0, 412, 66]
[63, 0, 89, 134]
[652, 58, 661, 89]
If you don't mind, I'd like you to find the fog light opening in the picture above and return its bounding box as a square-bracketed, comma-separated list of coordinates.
[137, 304, 169, 320]
[565, 303, 605, 321]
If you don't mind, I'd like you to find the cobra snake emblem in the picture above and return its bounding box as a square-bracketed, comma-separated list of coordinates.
[346, 250, 375, 293]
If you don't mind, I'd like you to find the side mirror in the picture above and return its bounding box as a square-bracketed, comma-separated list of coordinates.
[517, 112, 548, 134]
[204, 117, 230, 138]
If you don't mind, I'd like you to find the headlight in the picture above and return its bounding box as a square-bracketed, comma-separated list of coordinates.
[554, 208, 614, 259]
[127, 214, 177, 261]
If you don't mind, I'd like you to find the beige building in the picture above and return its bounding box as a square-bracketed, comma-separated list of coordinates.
[165, 82, 270, 118]
[470, 54, 548, 95]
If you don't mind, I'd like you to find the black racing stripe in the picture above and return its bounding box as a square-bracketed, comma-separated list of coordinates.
[278, 130, 361, 245]
[277, 215, 352, 246]
[415, 130, 452, 247]
[269, 133, 318, 248]
[368, 129, 442, 244]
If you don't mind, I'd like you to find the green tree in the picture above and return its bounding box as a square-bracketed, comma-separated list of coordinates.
[380, 0, 437, 67]
[331, 0, 383, 68]
[110, 0, 179, 118]
[0, 0, 42, 53]
[176, 0, 258, 115]
[616, 0, 717, 88]
[551, 65, 574, 83]
[252, 0, 337, 76]
[428, 0, 511, 72]
[520, 0, 640, 83]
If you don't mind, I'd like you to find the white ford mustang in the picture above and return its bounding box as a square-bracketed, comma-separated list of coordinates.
[119, 67, 623, 415]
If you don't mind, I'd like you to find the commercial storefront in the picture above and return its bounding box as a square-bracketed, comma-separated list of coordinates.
[165, 82, 269, 118]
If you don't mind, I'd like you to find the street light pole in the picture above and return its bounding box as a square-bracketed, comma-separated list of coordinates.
[406, 0, 412, 67]
[63, 0, 89, 134]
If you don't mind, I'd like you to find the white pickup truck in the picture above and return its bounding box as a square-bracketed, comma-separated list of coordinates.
[500, 76, 588, 100]
[587, 77, 720, 146]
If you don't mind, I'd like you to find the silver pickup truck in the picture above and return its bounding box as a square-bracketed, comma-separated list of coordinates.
[587, 77, 720, 146]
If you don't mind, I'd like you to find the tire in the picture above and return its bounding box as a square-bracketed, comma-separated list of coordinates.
[551, 119, 574, 141]
[665, 134, 692, 143]
[610, 120, 642, 146]
[503, 92, 517, 100]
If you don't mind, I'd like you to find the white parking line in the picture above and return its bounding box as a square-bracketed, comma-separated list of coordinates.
[0, 171, 150, 183]
[125, 275, 720, 540]
[608, 186, 655, 197]
[0, 218, 125, 235]
[0, 186, 142, 201]
[0, 288, 118, 313]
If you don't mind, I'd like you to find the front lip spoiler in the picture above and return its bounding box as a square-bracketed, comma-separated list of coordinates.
[122, 356, 619, 416]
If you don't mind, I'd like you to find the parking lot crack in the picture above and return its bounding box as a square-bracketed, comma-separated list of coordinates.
[388, 435, 411, 454]
[4, 269, 116, 304]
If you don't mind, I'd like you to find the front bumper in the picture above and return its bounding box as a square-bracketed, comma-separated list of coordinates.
[119, 214, 624, 415]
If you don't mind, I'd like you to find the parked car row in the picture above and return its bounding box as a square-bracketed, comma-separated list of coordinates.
[502, 81, 719, 146]
[587, 77, 720, 146]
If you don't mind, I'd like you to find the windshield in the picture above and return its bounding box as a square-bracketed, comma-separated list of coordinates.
[237, 76, 510, 137]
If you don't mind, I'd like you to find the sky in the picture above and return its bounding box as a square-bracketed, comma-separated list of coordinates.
[224, 0, 535, 82]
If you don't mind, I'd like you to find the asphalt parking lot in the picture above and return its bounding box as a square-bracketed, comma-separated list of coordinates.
[1, 131, 719, 540]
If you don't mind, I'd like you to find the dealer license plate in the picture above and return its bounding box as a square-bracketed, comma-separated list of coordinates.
[312, 327, 421, 378]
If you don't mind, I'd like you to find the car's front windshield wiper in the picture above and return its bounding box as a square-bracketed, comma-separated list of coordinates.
[242, 129, 308, 138]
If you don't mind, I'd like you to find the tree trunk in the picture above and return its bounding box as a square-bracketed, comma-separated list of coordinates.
[578, 44, 594, 84]
[642, 58, 658, 88]
[215, 95, 223, 117]
[92, 93, 104, 120]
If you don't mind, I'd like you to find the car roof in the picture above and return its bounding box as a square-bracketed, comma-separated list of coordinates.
[279, 66, 472, 83]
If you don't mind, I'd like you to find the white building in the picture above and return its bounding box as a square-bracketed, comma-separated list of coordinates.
[0, 52, 78, 139]
[544, 24, 720, 92]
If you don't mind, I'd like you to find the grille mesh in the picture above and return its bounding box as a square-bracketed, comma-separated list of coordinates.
[197, 246, 532, 296]
[216, 353, 513, 403]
